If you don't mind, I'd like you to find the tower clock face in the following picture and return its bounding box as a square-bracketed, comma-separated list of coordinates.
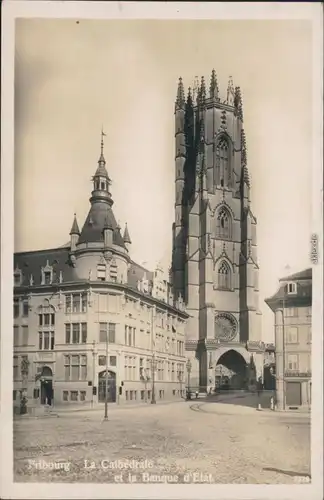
[214, 313, 237, 341]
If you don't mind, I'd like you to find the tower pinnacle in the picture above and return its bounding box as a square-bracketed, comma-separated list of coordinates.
[175, 77, 185, 109]
[69, 213, 80, 235]
[209, 69, 219, 99]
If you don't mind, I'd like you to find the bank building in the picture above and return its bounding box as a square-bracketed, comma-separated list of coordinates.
[13, 133, 188, 410]
[13, 70, 267, 411]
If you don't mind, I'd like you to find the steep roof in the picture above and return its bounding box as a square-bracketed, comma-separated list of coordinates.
[14, 247, 80, 287]
[279, 268, 312, 282]
[265, 267, 312, 310]
[78, 202, 126, 248]
[127, 261, 154, 290]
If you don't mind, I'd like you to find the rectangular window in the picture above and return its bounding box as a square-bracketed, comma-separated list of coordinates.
[63, 391, 69, 401]
[13, 326, 19, 346]
[43, 331, 50, 350]
[50, 331, 55, 350]
[39, 332, 42, 350]
[13, 356, 18, 379]
[287, 283, 297, 294]
[80, 355, 87, 380]
[65, 295, 71, 313]
[141, 390, 145, 400]
[287, 354, 299, 371]
[33, 388, 40, 399]
[81, 323, 87, 343]
[285, 307, 298, 317]
[99, 323, 108, 343]
[80, 391, 86, 402]
[125, 390, 129, 401]
[65, 324, 71, 344]
[72, 294, 80, 313]
[108, 323, 116, 343]
[44, 272, 51, 285]
[70, 391, 78, 401]
[64, 355, 70, 380]
[13, 299, 19, 318]
[286, 327, 298, 344]
[22, 300, 29, 317]
[124, 325, 128, 345]
[72, 323, 80, 344]
[13, 390, 17, 400]
[21, 325, 29, 346]
[39, 314, 43, 326]
[110, 355, 117, 366]
[81, 293, 87, 312]
[128, 327, 132, 346]
[99, 355, 106, 366]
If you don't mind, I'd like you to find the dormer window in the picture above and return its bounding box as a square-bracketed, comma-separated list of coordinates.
[101, 182, 105, 190]
[41, 261, 53, 285]
[14, 268, 22, 287]
[286, 282, 297, 294]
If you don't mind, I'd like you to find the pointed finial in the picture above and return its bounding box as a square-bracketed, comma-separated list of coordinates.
[123, 222, 132, 244]
[175, 77, 185, 109]
[210, 69, 219, 99]
[101, 126, 105, 154]
[234, 87, 243, 121]
[227, 76, 235, 105]
[200, 76, 206, 101]
[70, 213, 80, 235]
[187, 87, 193, 106]
[192, 76, 199, 102]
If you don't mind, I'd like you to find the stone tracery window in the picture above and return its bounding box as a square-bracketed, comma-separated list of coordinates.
[216, 207, 232, 240]
[214, 313, 237, 342]
[218, 261, 231, 290]
[215, 137, 231, 187]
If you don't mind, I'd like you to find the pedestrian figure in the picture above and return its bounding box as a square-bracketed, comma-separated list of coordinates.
[195, 390, 199, 399]
[256, 376, 263, 411]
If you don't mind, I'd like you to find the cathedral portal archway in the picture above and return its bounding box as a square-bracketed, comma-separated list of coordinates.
[215, 350, 247, 390]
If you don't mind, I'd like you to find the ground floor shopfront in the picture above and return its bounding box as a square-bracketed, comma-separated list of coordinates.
[276, 374, 311, 411]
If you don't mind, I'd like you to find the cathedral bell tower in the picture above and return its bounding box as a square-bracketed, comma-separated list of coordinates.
[171, 70, 264, 393]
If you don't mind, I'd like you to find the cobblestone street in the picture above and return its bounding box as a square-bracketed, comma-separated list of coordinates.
[13, 396, 311, 484]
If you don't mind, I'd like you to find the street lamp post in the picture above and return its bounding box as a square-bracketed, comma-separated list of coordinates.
[104, 329, 109, 421]
[186, 359, 192, 398]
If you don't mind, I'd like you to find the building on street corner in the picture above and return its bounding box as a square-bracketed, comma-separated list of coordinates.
[13, 134, 188, 411]
[265, 268, 312, 411]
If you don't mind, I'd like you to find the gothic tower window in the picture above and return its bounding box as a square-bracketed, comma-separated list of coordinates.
[216, 207, 232, 240]
[215, 137, 231, 187]
[218, 261, 231, 290]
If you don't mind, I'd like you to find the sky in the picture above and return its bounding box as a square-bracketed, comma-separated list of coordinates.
[14, 18, 313, 342]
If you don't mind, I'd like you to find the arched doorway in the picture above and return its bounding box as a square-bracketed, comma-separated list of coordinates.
[98, 370, 116, 403]
[215, 350, 247, 390]
[40, 366, 53, 405]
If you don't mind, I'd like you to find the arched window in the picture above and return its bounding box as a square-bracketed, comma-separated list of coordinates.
[216, 207, 232, 240]
[215, 137, 231, 187]
[218, 261, 231, 290]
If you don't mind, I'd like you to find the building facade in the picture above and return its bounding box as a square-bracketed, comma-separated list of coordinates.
[265, 268, 312, 410]
[171, 71, 264, 391]
[13, 136, 188, 410]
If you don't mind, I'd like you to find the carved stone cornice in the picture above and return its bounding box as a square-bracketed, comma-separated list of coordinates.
[246, 340, 265, 353]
